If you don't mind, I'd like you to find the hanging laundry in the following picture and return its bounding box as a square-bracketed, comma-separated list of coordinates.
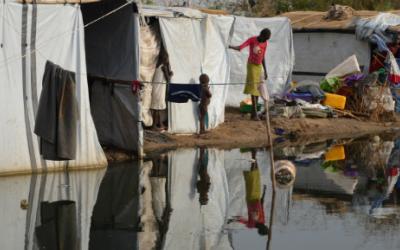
[34, 61, 78, 161]
[167, 84, 201, 103]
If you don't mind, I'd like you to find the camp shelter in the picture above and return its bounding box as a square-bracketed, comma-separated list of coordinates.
[282, 10, 400, 82]
[0, 168, 105, 249]
[0, 1, 107, 175]
[81, 0, 143, 155]
[140, 6, 233, 134]
[227, 16, 295, 106]
[140, 6, 295, 132]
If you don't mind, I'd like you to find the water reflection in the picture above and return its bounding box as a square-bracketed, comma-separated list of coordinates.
[0, 168, 105, 250]
[2, 135, 400, 249]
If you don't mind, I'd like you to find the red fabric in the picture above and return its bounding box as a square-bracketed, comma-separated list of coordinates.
[238, 201, 265, 228]
[388, 167, 399, 177]
[239, 36, 268, 65]
[389, 74, 400, 84]
[131, 80, 141, 94]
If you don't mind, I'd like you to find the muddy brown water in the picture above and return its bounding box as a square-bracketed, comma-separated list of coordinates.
[1, 134, 400, 249]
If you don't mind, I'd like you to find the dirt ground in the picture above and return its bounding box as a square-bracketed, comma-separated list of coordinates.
[141, 108, 400, 158]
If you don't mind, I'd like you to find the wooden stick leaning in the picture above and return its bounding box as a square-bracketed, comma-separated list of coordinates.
[265, 100, 277, 250]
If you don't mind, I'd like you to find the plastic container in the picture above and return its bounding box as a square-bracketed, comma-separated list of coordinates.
[325, 145, 345, 161]
[323, 93, 346, 110]
[274, 160, 296, 189]
[240, 98, 262, 113]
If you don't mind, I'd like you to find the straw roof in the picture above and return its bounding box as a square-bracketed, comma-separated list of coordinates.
[198, 7, 229, 16]
[282, 10, 400, 32]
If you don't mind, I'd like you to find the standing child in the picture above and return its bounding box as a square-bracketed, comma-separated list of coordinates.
[199, 74, 212, 134]
[229, 28, 271, 120]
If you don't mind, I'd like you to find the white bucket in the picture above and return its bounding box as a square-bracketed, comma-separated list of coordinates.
[274, 160, 297, 189]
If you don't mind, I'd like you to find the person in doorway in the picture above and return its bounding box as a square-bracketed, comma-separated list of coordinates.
[228, 149, 269, 235]
[229, 28, 271, 121]
[151, 45, 173, 132]
[199, 74, 212, 134]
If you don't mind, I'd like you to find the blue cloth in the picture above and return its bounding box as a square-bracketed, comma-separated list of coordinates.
[371, 34, 390, 52]
[168, 84, 201, 103]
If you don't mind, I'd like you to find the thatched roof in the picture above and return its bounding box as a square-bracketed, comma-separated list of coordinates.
[282, 10, 400, 32]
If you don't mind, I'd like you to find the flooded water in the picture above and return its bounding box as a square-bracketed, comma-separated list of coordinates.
[1, 135, 400, 250]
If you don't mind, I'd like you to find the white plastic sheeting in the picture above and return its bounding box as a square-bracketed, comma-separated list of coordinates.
[160, 15, 234, 133]
[0, 3, 107, 174]
[356, 13, 400, 41]
[203, 15, 235, 129]
[164, 148, 231, 250]
[0, 169, 105, 250]
[292, 32, 371, 82]
[227, 17, 295, 106]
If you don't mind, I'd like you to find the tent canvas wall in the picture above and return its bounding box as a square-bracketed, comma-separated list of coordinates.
[291, 32, 371, 82]
[227, 16, 295, 106]
[141, 6, 233, 134]
[0, 2, 107, 175]
[159, 15, 234, 133]
[82, 0, 142, 154]
[143, 7, 294, 133]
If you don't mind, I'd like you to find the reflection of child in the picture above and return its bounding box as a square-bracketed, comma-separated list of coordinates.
[199, 74, 212, 134]
[196, 148, 211, 206]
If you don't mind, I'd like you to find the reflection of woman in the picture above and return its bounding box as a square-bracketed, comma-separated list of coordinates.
[229, 150, 269, 235]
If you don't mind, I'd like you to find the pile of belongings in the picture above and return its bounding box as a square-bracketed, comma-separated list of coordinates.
[274, 79, 336, 119]
[321, 53, 397, 121]
[270, 98, 336, 119]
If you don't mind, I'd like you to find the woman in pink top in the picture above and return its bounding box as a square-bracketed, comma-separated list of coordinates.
[229, 29, 271, 120]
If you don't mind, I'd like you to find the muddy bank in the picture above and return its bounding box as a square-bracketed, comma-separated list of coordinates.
[141, 108, 400, 157]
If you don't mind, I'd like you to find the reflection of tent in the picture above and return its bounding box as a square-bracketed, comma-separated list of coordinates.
[294, 160, 357, 195]
[0, 169, 105, 250]
[90, 162, 140, 250]
[164, 148, 231, 250]
[282, 10, 400, 82]
[0, 1, 107, 174]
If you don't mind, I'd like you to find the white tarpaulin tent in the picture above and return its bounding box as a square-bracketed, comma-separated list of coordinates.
[142, 6, 295, 132]
[159, 15, 234, 133]
[164, 148, 231, 250]
[227, 16, 295, 106]
[0, 2, 107, 174]
[0, 169, 105, 250]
